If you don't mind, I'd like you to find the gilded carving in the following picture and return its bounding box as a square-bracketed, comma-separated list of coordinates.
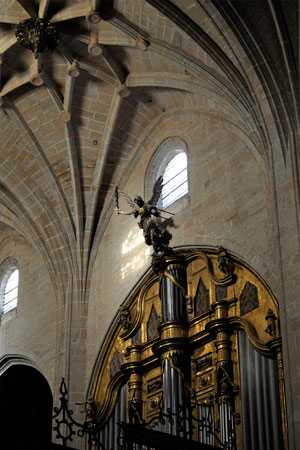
[265, 308, 277, 337]
[147, 377, 162, 393]
[195, 356, 212, 372]
[187, 296, 193, 314]
[76, 398, 97, 424]
[85, 399, 97, 423]
[90, 248, 286, 448]
[119, 306, 131, 330]
[146, 393, 163, 419]
[149, 397, 159, 409]
[120, 272, 157, 340]
[197, 373, 212, 390]
[216, 246, 233, 275]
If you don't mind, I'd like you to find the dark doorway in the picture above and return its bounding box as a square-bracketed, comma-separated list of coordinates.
[0, 364, 53, 450]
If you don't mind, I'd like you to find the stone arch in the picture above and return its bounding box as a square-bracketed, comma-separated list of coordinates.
[0, 355, 53, 449]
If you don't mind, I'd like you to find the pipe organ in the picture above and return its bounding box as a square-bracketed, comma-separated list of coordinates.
[89, 248, 287, 449]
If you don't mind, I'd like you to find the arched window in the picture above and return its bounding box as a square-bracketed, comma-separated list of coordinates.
[0, 259, 19, 314]
[161, 152, 188, 208]
[145, 137, 189, 210]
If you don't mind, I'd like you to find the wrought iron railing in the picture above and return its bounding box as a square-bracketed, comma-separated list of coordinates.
[52, 379, 236, 450]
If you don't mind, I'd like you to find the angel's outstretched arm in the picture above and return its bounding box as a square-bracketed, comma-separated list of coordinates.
[114, 208, 135, 215]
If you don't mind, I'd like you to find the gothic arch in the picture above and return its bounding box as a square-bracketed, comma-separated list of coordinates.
[0, 355, 53, 449]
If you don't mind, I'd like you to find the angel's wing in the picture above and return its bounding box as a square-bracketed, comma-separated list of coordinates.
[148, 176, 163, 206]
[119, 190, 137, 210]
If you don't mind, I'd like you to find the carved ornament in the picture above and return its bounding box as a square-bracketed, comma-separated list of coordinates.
[16, 18, 59, 58]
[147, 378, 162, 393]
[265, 308, 277, 337]
[196, 356, 212, 372]
[119, 305, 131, 330]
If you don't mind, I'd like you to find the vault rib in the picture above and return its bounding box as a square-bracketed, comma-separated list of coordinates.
[0, 191, 60, 297]
[64, 120, 85, 292]
[42, 72, 64, 112]
[63, 74, 84, 242]
[90, 0, 101, 10]
[3, 99, 76, 243]
[61, 26, 136, 48]
[49, 3, 89, 23]
[16, 0, 37, 18]
[267, 0, 299, 123]
[63, 73, 85, 299]
[59, 36, 119, 86]
[0, 33, 18, 55]
[100, 46, 126, 85]
[0, 12, 28, 24]
[78, 60, 117, 86]
[102, 7, 251, 111]
[0, 72, 31, 97]
[57, 41, 74, 65]
[38, 0, 51, 19]
[84, 90, 122, 255]
[64, 73, 75, 112]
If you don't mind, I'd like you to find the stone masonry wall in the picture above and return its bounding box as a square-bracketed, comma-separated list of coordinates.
[0, 225, 57, 392]
[86, 111, 277, 381]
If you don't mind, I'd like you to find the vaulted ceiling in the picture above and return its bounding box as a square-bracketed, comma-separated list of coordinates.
[0, 0, 298, 301]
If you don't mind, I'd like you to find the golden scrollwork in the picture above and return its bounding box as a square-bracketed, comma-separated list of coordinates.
[120, 271, 158, 340]
[88, 247, 287, 448]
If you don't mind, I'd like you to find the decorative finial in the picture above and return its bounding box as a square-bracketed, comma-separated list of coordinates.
[119, 305, 131, 330]
[216, 246, 233, 275]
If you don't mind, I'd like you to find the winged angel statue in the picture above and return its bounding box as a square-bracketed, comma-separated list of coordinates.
[114, 177, 174, 256]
